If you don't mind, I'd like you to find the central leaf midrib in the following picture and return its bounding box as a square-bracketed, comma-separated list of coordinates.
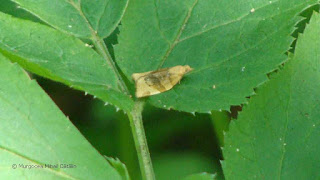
[178, 0, 282, 43]
[0, 82, 62, 166]
[68, 0, 130, 95]
[155, 0, 307, 70]
[157, 0, 199, 69]
[0, 146, 78, 180]
[278, 74, 293, 180]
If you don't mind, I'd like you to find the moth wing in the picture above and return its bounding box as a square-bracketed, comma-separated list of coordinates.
[133, 65, 193, 98]
[148, 69, 183, 92]
[135, 77, 162, 98]
[132, 71, 152, 81]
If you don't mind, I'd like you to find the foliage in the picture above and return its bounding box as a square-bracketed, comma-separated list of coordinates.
[0, 54, 121, 179]
[115, 0, 317, 112]
[223, 12, 320, 179]
[0, 0, 319, 179]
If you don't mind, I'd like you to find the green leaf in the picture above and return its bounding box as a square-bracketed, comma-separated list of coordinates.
[12, 0, 129, 39]
[0, 0, 41, 23]
[105, 156, 131, 180]
[115, 0, 318, 113]
[222, 12, 320, 180]
[183, 173, 217, 180]
[0, 54, 122, 179]
[0, 12, 134, 111]
[210, 110, 231, 147]
[153, 152, 216, 180]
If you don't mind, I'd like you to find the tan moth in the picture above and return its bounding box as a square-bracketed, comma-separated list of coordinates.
[132, 65, 193, 98]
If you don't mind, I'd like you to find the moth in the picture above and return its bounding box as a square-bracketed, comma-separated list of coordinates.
[132, 65, 193, 98]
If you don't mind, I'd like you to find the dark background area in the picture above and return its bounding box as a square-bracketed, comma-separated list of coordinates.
[35, 75, 225, 180]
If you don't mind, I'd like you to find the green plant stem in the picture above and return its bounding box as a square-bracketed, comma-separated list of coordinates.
[91, 30, 154, 179]
[91, 33, 130, 95]
[70, 1, 129, 94]
[128, 100, 155, 180]
[72, 3, 153, 178]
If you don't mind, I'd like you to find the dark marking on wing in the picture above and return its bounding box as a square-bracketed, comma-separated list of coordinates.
[142, 91, 151, 97]
[136, 68, 170, 81]
[144, 74, 166, 92]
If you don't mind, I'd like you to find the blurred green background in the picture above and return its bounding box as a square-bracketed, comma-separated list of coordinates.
[36, 75, 228, 180]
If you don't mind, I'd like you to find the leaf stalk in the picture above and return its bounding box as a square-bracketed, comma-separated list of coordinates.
[91, 33, 130, 95]
[128, 100, 155, 180]
[90, 19, 153, 179]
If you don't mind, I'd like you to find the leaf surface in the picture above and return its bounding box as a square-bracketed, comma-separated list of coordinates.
[12, 0, 129, 38]
[0, 12, 133, 111]
[106, 157, 131, 180]
[0, 0, 41, 23]
[183, 173, 217, 180]
[115, 0, 318, 112]
[222, 12, 320, 179]
[153, 152, 216, 180]
[0, 54, 122, 179]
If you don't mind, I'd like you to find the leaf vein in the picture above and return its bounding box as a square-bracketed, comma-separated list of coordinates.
[153, 0, 171, 44]
[157, 0, 199, 69]
[95, 0, 111, 33]
[178, 0, 283, 43]
[278, 76, 293, 179]
[0, 146, 78, 180]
